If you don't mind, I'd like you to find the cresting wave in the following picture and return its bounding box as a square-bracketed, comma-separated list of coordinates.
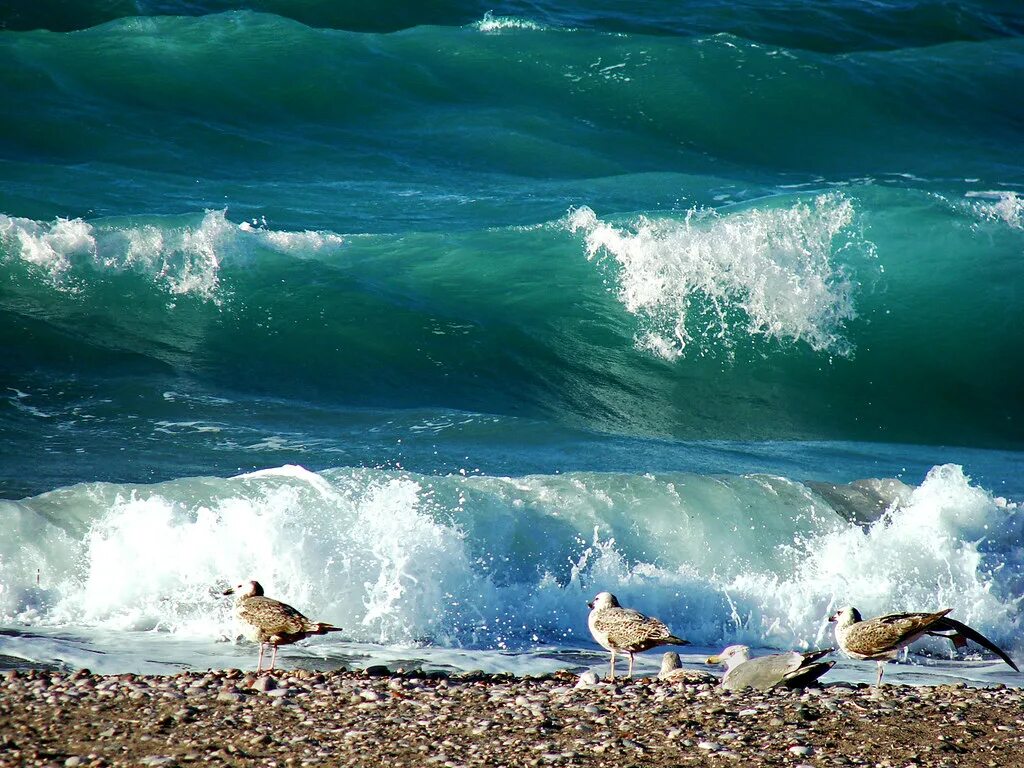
[2, 187, 1023, 448]
[1, 464, 1020, 659]
[0, 210, 342, 302]
[568, 194, 862, 359]
[1, 195, 864, 353]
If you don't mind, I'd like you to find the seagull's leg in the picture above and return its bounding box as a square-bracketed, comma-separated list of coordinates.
[875, 661, 884, 688]
[627, 652, 635, 679]
[609, 649, 616, 680]
[270, 644, 279, 671]
[256, 643, 265, 673]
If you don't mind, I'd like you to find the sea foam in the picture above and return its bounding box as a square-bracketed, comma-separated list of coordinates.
[0, 210, 344, 302]
[1, 463, 1019, 661]
[567, 194, 865, 359]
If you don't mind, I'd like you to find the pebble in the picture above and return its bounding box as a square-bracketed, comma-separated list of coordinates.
[251, 676, 277, 692]
[575, 671, 600, 688]
[0, 667, 1022, 768]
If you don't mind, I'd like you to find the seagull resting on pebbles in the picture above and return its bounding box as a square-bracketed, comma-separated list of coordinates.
[659, 651, 718, 685]
[705, 644, 834, 690]
[224, 580, 342, 672]
[830, 606, 1018, 686]
[587, 591, 689, 679]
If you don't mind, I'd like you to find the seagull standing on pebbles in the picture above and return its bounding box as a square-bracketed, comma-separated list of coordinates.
[830, 606, 1018, 686]
[705, 645, 834, 690]
[223, 580, 342, 672]
[587, 591, 689, 679]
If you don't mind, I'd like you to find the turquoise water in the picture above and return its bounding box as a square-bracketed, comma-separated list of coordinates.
[1, 2, 1022, 683]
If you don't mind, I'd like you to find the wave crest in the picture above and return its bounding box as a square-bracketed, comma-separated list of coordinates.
[0, 210, 344, 302]
[2, 463, 1019, 657]
[568, 194, 865, 359]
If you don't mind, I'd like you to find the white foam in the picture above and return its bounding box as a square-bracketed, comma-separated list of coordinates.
[963, 191, 1023, 230]
[0, 210, 345, 302]
[1, 464, 1019, 668]
[243, 222, 345, 255]
[706, 464, 1023, 651]
[473, 12, 549, 33]
[567, 195, 864, 359]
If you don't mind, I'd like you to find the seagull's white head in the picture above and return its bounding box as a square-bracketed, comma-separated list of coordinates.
[706, 644, 751, 670]
[587, 591, 620, 610]
[223, 580, 264, 598]
[828, 606, 861, 628]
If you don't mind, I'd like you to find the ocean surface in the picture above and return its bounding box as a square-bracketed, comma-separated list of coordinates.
[1, 1, 1023, 686]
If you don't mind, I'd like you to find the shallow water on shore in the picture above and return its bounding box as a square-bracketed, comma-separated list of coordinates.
[1, 626, 1020, 689]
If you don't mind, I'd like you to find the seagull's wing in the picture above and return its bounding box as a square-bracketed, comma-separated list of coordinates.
[724, 654, 792, 690]
[846, 610, 950, 655]
[929, 617, 1019, 672]
[240, 596, 313, 635]
[592, 607, 685, 651]
[782, 660, 834, 688]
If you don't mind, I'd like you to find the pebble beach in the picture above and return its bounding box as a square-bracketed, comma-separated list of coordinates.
[2, 667, 1022, 768]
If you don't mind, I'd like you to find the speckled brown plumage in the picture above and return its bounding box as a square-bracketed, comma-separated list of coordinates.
[225, 580, 342, 672]
[587, 592, 688, 679]
[830, 606, 1017, 686]
[837, 609, 951, 660]
[659, 652, 719, 685]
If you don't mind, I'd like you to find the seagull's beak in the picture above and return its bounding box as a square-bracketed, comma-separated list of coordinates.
[586, 600, 594, 609]
[222, 588, 235, 596]
[705, 654, 722, 666]
[827, 613, 838, 622]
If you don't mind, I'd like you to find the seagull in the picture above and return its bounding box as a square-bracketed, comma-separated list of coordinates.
[223, 580, 342, 672]
[705, 644, 834, 690]
[586, 591, 689, 679]
[658, 651, 719, 685]
[830, 606, 1019, 686]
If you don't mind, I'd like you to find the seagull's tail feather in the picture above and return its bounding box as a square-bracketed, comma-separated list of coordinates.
[665, 635, 690, 647]
[800, 648, 835, 664]
[930, 617, 1019, 672]
[783, 660, 835, 688]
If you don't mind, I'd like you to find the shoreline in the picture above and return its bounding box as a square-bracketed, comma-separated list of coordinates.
[2, 667, 1022, 767]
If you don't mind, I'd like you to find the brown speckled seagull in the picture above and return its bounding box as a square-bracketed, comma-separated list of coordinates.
[658, 651, 719, 685]
[224, 580, 342, 672]
[587, 591, 689, 679]
[830, 606, 1018, 686]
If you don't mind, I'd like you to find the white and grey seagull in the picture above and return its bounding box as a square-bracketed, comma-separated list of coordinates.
[587, 591, 689, 679]
[830, 606, 1018, 686]
[223, 580, 342, 672]
[705, 644, 834, 690]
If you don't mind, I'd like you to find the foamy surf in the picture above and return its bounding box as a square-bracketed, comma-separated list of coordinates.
[567, 194, 867, 359]
[0, 210, 344, 301]
[1, 462, 1020, 683]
